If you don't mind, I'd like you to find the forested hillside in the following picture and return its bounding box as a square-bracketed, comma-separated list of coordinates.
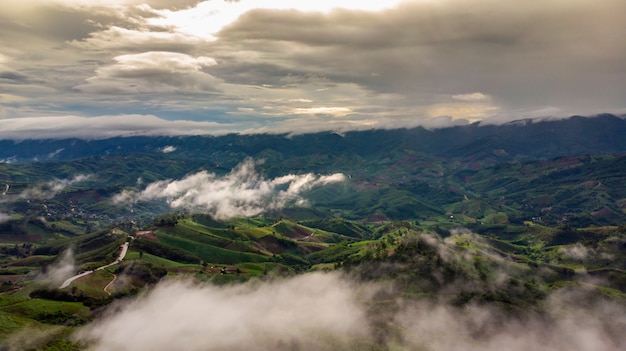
[1, 115, 626, 350]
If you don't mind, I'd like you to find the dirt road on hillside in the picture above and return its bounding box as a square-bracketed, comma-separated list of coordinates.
[59, 242, 129, 289]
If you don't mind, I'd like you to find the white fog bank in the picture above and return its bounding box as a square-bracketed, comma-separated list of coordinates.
[76, 272, 626, 351]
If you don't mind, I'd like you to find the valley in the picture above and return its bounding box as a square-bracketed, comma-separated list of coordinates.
[3, 0, 626, 348]
[1, 116, 626, 350]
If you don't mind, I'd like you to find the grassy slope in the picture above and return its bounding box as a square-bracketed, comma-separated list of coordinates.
[2, 124, 626, 348]
[1, 219, 625, 350]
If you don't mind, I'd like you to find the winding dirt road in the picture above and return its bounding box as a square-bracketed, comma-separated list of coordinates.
[59, 242, 129, 289]
[103, 274, 118, 295]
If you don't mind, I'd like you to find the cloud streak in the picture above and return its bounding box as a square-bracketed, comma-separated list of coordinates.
[114, 158, 345, 219]
[0, 115, 233, 140]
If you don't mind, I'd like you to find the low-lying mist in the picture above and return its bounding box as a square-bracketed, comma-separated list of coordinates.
[78, 273, 368, 351]
[396, 289, 626, 351]
[0, 212, 10, 223]
[76, 271, 626, 351]
[36, 248, 76, 287]
[6, 174, 91, 201]
[113, 158, 345, 220]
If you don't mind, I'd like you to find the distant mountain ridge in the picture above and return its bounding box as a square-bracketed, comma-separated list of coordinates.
[1, 114, 625, 164]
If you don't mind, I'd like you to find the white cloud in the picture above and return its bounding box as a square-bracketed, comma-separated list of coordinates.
[396, 292, 626, 351]
[76, 52, 221, 94]
[50, 174, 91, 192]
[113, 158, 346, 220]
[47, 148, 65, 159]
[0, 115, 234, 140]
[161, 145, 177, 153]
[427, 102, 500, 123]
[36, 248, 76, 287]
[74, 271, 626, 351]
[0, 94, 31, 103]
[77, 273, 369, 351]
[560, 243, 593, 261]
[70, 26, 208, 52]
[145, 0, 408, 41]
[15, 174, 91, 200]
[0, 212, 11, 223]
[291, 107, 352, 117]
[452, 92, 491, 102]
[0, 156, 17, 164]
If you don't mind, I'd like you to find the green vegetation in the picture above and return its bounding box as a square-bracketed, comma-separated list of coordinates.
[2, 118, 626, 348]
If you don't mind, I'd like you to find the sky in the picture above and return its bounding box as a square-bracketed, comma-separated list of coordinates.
[1, 0, 626, 138]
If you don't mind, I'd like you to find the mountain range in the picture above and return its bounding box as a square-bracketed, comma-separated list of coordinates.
[1, 114, 625, 165]
[1, 114, 626, 350]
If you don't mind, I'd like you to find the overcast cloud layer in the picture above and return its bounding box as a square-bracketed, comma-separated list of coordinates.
[1, 0, 626, 138]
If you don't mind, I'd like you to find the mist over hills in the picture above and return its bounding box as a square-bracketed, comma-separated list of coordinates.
[2, 114, 626, 350]
[3, 0, 626, 347]
[1, 114, 625, 165]
[2, 114, 626, 227]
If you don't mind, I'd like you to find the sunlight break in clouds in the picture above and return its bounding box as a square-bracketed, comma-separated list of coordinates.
[113, 158, 346, 219]
[146, 0, 409, 40]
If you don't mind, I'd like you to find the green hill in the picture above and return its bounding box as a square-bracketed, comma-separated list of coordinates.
[2, 115, 626, 348]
